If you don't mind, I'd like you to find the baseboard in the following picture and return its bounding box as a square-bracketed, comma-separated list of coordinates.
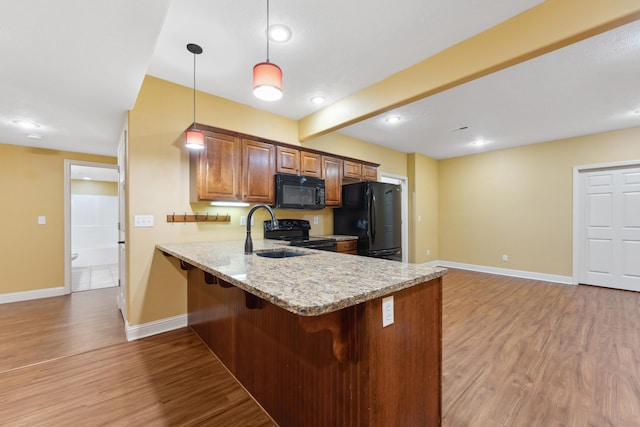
[424, 260, 574, 285]
[0, 286, 66, 304]
[125, 314, 188, 341]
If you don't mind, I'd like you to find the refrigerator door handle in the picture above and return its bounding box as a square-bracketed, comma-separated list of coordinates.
[370, 188, 376, 244]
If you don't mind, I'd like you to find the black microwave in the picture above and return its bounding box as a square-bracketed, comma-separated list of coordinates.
[274, 173, 326, 210]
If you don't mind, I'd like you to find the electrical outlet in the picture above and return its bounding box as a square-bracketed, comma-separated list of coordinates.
[240, 216, 246, 226]
[38, 216, 46, 225]
[134, 215, 154, 227]
[502, 254, 508, 262]
[382, 296, 394, 327]
[313, 215, 319, 225]
[426, 249, 430, 256]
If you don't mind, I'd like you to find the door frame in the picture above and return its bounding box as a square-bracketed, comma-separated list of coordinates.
[572, 159, 640, 285]
[380, 173, 409, 263]
[63, 159, 120, 294]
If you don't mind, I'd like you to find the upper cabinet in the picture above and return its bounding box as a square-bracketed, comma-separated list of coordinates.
[242, 138, 276, 204]
[299, 151, 322, 178]
[321, 155, 343, 207]
[276, 146, 321, 178]
[343, 160, 378, 181]
[190, 125, 378, 206]
[192, 132, 242, 201]
[191, 131, 275, 204]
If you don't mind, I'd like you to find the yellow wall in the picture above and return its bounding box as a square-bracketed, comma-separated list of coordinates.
[126, 75, 406, 326]
[407, 153, 439, 264]
[0, 143, 115, 294]
[438, 126, 640, 276]
[71, 179, 118, 196]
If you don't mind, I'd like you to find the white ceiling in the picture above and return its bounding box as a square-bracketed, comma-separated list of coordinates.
[1, 1, 639, 160]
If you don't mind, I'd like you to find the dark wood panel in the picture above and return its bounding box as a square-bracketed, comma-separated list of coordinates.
[188, 267, 442, 427]
[363, 278, 442, 426]
[321, 155, 343, 206]
[197, 132, 241, 201]
[276, 145, 300, 175]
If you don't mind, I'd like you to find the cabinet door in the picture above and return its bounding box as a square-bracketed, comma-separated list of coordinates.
[336, 239, 358, 255]
[362, 165, 378, 181]
[322, 155, 343, 206]
[300, 151, 322, 178]
[242, 139, 276, 203]
[196, 132, 241, 201]
[276, 146, 300, 175]
[343, 160, 362, 180]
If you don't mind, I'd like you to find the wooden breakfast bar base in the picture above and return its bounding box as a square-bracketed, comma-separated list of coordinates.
[188, 268, 442, 427]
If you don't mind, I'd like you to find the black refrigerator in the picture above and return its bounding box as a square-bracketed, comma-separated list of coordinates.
[333, 181, 402, 260]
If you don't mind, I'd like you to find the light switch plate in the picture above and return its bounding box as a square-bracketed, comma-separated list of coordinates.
[134, 215, 154, 227]
[382, 296, 394, 327]
[38, 216, 46, 225]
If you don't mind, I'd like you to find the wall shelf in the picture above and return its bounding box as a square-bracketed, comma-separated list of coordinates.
[166, 213, 230, 223]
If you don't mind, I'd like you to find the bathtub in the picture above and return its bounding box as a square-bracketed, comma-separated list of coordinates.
[71, 245, 118, 268]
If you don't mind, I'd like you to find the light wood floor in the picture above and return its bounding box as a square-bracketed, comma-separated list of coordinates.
[1, 271, 639, 426]
[442, 269, 640, 427]
[0, 288, 275, 426]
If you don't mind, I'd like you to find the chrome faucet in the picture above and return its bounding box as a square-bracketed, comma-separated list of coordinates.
[244, 204, 278, 254]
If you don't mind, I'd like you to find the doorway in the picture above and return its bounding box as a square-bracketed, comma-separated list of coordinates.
[380, 173, 409, 263]
[64, 161, 119, 293]
[574, 161, 640, 291]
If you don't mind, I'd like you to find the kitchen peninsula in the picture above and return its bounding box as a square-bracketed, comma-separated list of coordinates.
[157, 240, 446, 427]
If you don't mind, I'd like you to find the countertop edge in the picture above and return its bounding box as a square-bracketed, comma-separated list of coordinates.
[157, 243, 447, 316]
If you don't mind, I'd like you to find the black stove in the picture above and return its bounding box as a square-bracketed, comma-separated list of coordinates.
[264, 219, 337, 251]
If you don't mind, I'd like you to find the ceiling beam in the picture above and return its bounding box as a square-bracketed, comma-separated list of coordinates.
[298, 0, 640, 142]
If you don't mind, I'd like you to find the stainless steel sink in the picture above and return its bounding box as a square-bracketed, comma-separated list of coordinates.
[255, 249, 309, 259]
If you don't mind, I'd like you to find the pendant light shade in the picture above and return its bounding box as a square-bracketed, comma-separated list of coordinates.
[185, 128, 205, 149]
[253, 62, 283, 101]
[253, 0, 283, 101]
[185, 43, 204, 150]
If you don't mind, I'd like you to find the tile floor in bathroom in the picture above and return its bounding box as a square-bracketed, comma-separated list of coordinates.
[72, 263, 119, 292]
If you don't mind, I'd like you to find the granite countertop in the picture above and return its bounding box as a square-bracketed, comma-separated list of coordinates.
[156, 240, 446, 317]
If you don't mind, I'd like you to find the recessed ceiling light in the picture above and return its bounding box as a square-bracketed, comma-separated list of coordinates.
[82, 177, 92, 181]
[27, 134, 43, 140]
[471, 139, 488, 146]
[268, 24, 292, 43]
[634, 109, 640, 115]
[310, 95, 326, 105]
[385, 115, 401, 124]
[13, 120, 40, 129]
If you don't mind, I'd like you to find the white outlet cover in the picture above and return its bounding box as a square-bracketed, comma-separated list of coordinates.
[382, 296, 394, 327]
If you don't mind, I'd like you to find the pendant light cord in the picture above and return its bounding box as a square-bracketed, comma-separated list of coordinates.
[266, 0, 270, 63]
[193, 51, 197, 130]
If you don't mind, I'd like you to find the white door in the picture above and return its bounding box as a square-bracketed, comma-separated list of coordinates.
[579, 166, 640, 291]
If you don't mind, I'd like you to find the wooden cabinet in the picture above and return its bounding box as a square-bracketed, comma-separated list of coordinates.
[343, 160, 378, 181]
[321, 155, 343, 207]
[362, 164, 378, 180]
[276, 146, 299, 175]
[190, 125, 379, 205]
[192, 132, 242, 201]
[241, 138, 276, 204]
[191, 132, 275, 203]
[300, 151, 321, 177]
[336, 239, 357, 255]
[276, 146, 321, 178]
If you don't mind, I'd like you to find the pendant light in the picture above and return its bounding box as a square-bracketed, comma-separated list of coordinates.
[253, 0, 283, 101]
[185, 43, 205, 150]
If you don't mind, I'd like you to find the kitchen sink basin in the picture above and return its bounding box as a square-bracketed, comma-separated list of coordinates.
[255, 249, 309, 259]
